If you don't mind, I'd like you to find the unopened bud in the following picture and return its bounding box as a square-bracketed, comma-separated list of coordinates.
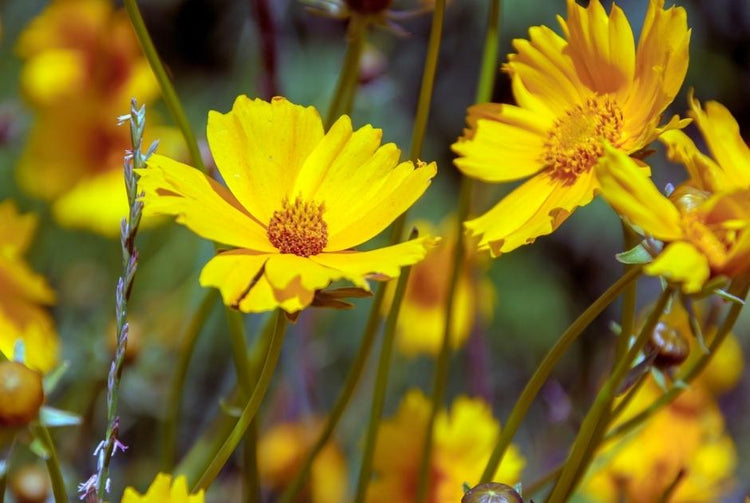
[9, 464, 49, 503]
[462, 482, 523, 503]
[645, 321, 690, 369]
[0, 361, 44, 426]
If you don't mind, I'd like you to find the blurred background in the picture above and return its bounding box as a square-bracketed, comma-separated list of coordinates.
[0, 0, 749, 501]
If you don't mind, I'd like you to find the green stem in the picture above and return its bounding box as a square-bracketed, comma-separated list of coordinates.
[546, 287, 673, 503]
[480, 266, 642, 482]
[614, 222, 639, 362]
[226, 310, 253, 396]
[33, 425, 67, 503]
[326, 15, 367, 127]
[474, 0, 502, 103]
[407, 0, 446, 161]
[123, 0, 206, 172]
[192, 310, 287, 491]
[162, 290, 218, 470]
[353, 265, 414, 503]
[243, 420, 261, 503]
[278, 286, 385, 503]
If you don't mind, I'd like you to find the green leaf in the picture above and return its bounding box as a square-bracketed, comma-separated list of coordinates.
[39, 406, 81, 428]
[615, 243, 653, 264]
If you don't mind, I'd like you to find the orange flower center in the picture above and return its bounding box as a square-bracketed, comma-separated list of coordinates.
[543, 95, 623, 184]
[267, 197, 328, 257]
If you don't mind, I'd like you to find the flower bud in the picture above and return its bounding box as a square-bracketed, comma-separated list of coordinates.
[645, 321, 690, 369]
[9, 464, 49, 503]
[0, 361, 44, 426]
[344, 0, 393, 15]
[462, 482, 523, 503]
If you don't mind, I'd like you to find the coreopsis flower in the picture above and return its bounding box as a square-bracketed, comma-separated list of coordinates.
[137, 96, 437, 314]
[367, 389, 525, 503]
[385, 219, 494, 357]
[582, 379, 737, 502]
[15, 0, 182, 236]
[0, 201, 58, 372]
[452, 0, 690, 256]
[121, 474, 204, 503]
[596, 144, 750, 294]
[258, 417, 347, 503]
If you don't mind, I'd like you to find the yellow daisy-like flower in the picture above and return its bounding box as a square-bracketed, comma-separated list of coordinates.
[452, 0, 690, 256]
[367, 389, 525, 503]
[583, 379, 736, 502]
[257, 417, 347, 503]
[121, 474, 204, 503]
[385, 219, 495, 357]
[137, 96, 437, 314]
[0, 201, 58, 373]
[596, 142, 750, 294]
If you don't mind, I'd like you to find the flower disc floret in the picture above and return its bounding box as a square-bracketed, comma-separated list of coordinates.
[267, 197, 328, 257]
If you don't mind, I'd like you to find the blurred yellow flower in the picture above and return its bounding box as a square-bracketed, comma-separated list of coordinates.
[452, 0, 690, 256]
[583, 380, 736, 502]
[0, 201, 58, 372]
[385, 219, 494, 357]
[138, 96, 437, 314]
[596, 143, 750, 293]
[121, 474, 203, 503]
[367, 389, 524, 503]
[15, 0, 182, 236]
[258, 417, 347, 503]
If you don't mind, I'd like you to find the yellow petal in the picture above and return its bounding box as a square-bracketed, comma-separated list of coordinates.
[264, 254, 341, 293]
[645, 242, 710, 293]
[563, 0, 635, 96]
[20, 50, 87, 107]
[311, 237, 438, 289]
[595, 144, 683, 240]
[465, 169, 597, 256]
[0, 299, 59, 373]
[453, 104, 549, 182]
[0, 201, 38, 257]
[689, 97, 750, 190]
[138, 154, 275, 251]
[198, 249, 270, 310]
[206, 96, 325, 224]
[323, 160, 437, 251]
[659, 129, 725, 193]
[0, 255, 55, 306]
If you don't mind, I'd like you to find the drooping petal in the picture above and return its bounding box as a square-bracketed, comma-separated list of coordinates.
[595, 145, 683, 241]
[645, 242, 710, 293]
[207, 96, 325, 224]
[465, 169, 597, 256]
[688, 97, 750, 190]
[453, 104, 550, 183]
[322, 160, 437, 251]
[198, 249, 270, 310]
[563, 0, 635, 96]
[311, 237, 438, 289]
[658, 129, 725, 193]
[138, 154, 275, 251]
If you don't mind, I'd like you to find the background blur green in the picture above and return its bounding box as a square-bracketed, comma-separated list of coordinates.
[0, 0, 749, 501]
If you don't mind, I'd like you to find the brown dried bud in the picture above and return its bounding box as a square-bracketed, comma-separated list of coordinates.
[344, 0, 393, 15]
[462, 482, 523, 503]
[0, 361, 44, 426]
[645, 321, 690, 369]
[669, 185, 710, 215]
[9, 464, 50, 503]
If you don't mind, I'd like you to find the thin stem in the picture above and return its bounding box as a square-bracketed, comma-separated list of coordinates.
[474, 0, 502, 103]
[407, 0, 446, 161]
[162, 290, 219, 470]
[480, 266, 642, 482]
[123, 0, 206, 172]
[353, 265, 414, 503]
[278, 286, 385, 503]
[242, 420, 261, 503]
[34, 425, 67, 503]
[326, 15, 367, 127]
[614, 222, 639, 362]
[227, 310, 253, 396]
[546, 287, 673, 503]
[192, 310, 287, 491]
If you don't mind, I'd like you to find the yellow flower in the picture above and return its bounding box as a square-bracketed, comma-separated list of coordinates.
[0, 201, 58, 372]
[583, 379, 737, 502]
[367, 389, 525, 503]
[137, 96, 437, 314]
[257, 417, 347, 503]
[121, 474, 203, 503]
[452, 0, 690, 256]
[14, 0, 183, 236]
[596, 144, 750, 293]
[385, 219, 495, 357]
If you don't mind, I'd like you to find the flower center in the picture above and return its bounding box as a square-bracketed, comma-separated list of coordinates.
[267, 197, 328, 257]
[542, 95, 623, 184]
